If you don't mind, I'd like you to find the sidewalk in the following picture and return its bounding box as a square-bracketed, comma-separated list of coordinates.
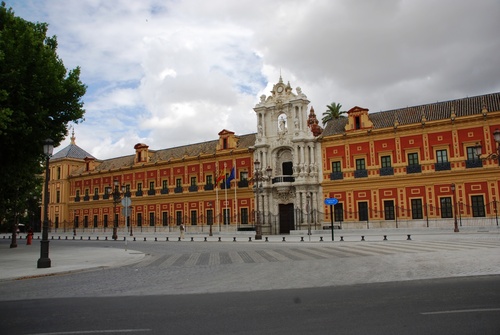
[0, 240, 146, 281]
[1, 226, 498, 282]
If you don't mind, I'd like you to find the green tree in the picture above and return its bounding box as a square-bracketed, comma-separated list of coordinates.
[0, 2, 86, 229]
[322, 102, 346, 126]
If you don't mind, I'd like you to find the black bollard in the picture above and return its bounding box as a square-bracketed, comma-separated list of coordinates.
[340, 236, 344, 241]
[361, 236, 365, 241]
[133, 237, 136, 241]
[58, 236, 61, 240]
[248, 237, 252, 242]
[178, 237, 181, 241]
[144, 237, 147, 241]
[233, 237, 236, 242]
[407, 234, 412, 240]
[319, 236, 323, 242]
[300, 236, 304, 242]
[65, 236, 68, 240]
[88, 236, 91, 240]
[166, 237, 169, 242]
[204, 237, 207, 242]
[96, 236, 99, 240]
[383, 235, 387, 241]
[218, 237, 222, 242]
[282, 237, 286, 242]
[191, 237, 194, 242]
[265, 237, 269, 242]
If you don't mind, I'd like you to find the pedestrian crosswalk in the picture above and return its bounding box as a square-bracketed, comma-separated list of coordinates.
[137, 239, 500, 268]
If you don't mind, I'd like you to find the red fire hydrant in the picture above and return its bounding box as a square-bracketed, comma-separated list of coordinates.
[26, 229, 33, 245]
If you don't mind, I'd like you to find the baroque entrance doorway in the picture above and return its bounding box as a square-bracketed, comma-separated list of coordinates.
[279, 203, 294, 234]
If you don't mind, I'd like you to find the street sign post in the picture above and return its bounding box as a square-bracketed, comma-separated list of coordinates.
[121, 197, 132, 236]
[324, 198, 338, 241]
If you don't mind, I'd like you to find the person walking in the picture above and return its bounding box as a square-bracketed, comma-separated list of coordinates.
[26, 228, 33, 245]
[180, 224, 185, 239]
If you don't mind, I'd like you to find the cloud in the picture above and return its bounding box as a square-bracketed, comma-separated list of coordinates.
[7, 0, 500, 158]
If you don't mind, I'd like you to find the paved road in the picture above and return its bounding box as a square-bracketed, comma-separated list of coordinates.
[1, 230, 499, 300]
[1, 229, 499, 334]
[1, 276, 499, 335]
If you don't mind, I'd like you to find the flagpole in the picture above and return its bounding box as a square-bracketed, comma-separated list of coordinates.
[234, 162, 238, 230]
[216, 163, 219, 232]
[224, 162, 228, 232]
[216, 186, 219, 232]
[215, 162, 226, 233]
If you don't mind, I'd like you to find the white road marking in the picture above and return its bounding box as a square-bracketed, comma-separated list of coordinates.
[421, 308, 500, 315]
[28, 329, 152, 335]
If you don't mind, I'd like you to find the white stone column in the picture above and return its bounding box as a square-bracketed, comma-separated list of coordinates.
[300, 144, 305, 176]
[293, 145, 299, 176]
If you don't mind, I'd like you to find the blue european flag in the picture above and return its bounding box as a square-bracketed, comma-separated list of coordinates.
[226, 167, 235, 188]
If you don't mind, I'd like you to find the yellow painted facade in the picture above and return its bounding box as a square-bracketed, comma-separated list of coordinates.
[44, 86, 500, 233]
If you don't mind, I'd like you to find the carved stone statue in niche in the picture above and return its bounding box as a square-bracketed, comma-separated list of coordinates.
[278, 114, 287, 136]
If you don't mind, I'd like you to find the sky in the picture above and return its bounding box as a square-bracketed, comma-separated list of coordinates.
[7, 0, 500, 159]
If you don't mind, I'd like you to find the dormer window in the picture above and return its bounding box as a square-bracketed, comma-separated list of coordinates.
[134, 143, 150, 164]
[217, 129, 237, 151]
[344, 106, 374, 132]
[355, 116, 361, 130]
[84, 157, 96, 171]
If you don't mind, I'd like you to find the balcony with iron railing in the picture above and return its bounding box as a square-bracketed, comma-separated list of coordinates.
[379, 166, 394, 176]
[271, 175, 295, 194]
[406, 164, 422, 174]
[434, 162, 451, 171]
[466, 159, 483, 169]
[330, 171, 343, 180]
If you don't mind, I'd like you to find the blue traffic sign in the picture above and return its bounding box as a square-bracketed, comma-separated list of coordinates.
[324, 198, 338, 206]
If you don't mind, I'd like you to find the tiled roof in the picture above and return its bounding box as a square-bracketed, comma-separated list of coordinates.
[322, 92, 500, 136]
[74, 133, 257, 175]
[51, 143, 94, 160]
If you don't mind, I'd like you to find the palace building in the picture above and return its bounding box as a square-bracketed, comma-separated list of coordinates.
[44, 77, 500, 235]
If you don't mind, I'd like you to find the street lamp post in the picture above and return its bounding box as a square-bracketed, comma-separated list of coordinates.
[254, 160, 262, 240]
[37, 139, 54, 268]
[73, 210, 77, 236]
[9, 188, 18, 249]
[209, 201, 213, 236]
[253, 160, 272, 240]
[120, 186, 131, 236]
[451, 183, 459, 233]
[111, 179, 121, 240]
[306, 194, 311, 237]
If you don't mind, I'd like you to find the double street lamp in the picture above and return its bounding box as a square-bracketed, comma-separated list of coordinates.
[37, 139, 54, 268]
[473, 128, 500, 165]
[208, 201, 214, 236]
[111, 180, 132, 240]
[111, 179, 124, 240]
[450, 183, 459, 233]
[253, 159, 272, 240]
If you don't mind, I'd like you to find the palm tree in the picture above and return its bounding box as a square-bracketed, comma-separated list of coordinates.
[322, 102, 346, 126]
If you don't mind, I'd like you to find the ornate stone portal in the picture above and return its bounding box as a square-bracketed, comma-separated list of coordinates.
[253, 77, 323, 234]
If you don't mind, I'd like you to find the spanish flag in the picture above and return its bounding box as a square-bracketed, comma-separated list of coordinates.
[215, 168, 226, 187]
